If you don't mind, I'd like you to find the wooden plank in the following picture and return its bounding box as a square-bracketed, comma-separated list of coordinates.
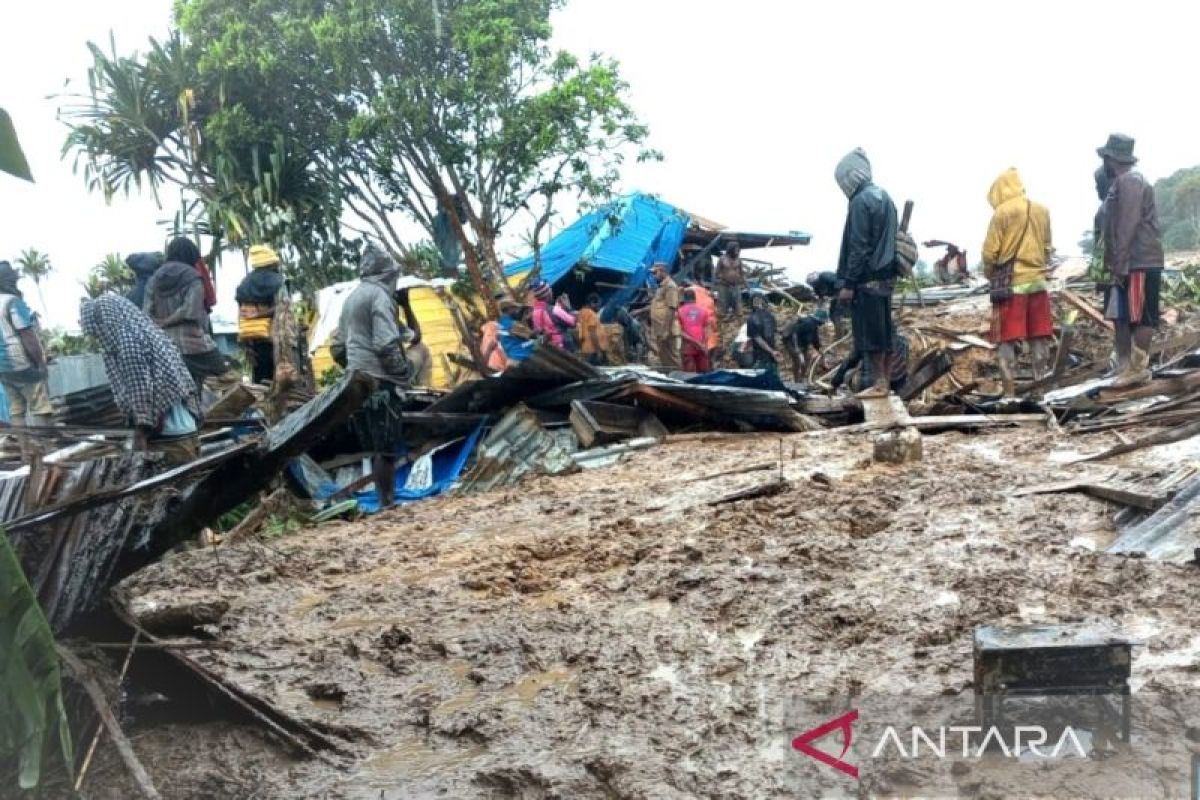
[1010, 479, 1169, 511]
[899, 349, 954, 401]
[708, 478, 789, 506]
[57, 645, 162, 800]
[809, 412, 1046, 436]
[1059, 289, 1113, 330]
[1074, 418, 1200, 463]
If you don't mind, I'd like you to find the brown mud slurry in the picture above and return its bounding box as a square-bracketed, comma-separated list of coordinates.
[87, 428, 1200, 798]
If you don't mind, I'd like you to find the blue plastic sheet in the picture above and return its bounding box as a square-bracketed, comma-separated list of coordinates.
[354, 422, 485, 513]
[684, 369, 788, 393]
[504, 193, 689, 312]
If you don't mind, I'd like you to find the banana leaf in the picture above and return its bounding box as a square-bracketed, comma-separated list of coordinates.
[0, 531, 72, 789]
[0, 108, 34, 183]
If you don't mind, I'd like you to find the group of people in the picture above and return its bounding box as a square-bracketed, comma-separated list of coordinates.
[0, 237, 311, 462]
[979, 132, 1163, 396]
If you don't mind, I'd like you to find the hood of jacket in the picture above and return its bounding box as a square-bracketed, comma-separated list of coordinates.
[359, 244, 399, 289]
[236, 268, 284, 305]
[835, 148, 872, 199]
[151, 261, 202, 295]
[987, 168, 1026, 209]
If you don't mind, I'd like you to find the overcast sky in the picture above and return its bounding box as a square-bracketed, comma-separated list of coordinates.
[3, 0, 1200, 327]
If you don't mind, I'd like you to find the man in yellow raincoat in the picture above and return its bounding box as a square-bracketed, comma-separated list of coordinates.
[982, 168, 1053, 398]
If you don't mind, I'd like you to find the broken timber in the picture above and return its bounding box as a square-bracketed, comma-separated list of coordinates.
[1010, 479, 1170, 511]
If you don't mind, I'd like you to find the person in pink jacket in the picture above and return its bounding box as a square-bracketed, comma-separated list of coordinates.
[530, 281, 563, 347]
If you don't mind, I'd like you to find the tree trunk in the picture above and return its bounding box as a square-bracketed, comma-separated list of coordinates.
[428, 181, 498, 319]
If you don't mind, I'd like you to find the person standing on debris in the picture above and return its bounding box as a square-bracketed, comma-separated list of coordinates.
[530, 281, 564, 348]
[688, 281, 721, 361]
[677, 288, 714, 373]
[650, 263, 681, 369]
[480, 303, 511, 373]
[1098, 134, 1165, 388]
[577, 293, 606, 366]
[833, 147, 900, 399]
[715, 242, 747, 316]
[499, 303, 536, 363]
[144, 237, 230, 392]
[0, 261, 53, 454]
[331, 245, 411, 508]
[80, 294, 202, 462]
[236, 244, 286, 384]
[552, 293, 578, 352]
[782, 308, 827, 382]
[982, 167, 1053, 397]
[832, 333, 910, 395]
[125, 251, 163, 309]
[1088, 166, 1115, 302]
[806, 270, 850, 339]
[745, 293, 781, 372]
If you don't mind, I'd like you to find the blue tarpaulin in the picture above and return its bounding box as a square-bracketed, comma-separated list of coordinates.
[504, 193, 690, 311]
[356, 422, 484, 513]
[684, 369, 789, 393]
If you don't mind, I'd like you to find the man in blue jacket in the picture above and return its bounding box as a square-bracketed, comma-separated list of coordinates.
[833, 148, 899, 399]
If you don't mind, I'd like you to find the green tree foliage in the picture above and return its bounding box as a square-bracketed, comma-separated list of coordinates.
[0, 533, 73, 790]
[62, 0, 655, 309]
[83, 253, 134, 298]
[1078, 229, 1095, 256]
[14, 249, 51, 315]
[60, 34, 354, 293]
[0, 108, 33, 182]
[1154, 166, 1200, 252]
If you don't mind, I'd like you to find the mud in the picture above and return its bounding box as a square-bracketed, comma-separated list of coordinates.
[89, 427, 1200, 799]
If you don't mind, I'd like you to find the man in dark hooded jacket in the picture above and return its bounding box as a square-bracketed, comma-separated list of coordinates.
[144, 237, 228, 390]
[834, 148, 899, 398]
[125, 251, 163, 309]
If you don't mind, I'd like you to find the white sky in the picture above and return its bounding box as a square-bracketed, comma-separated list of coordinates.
[4, 0, 1200, 328]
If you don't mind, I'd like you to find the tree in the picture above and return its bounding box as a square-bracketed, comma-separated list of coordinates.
[63, 0, 657, 312]
[83, 253, 134, 298]
[14, 249, 51, 316]
[1154, 166, 1200, 252]
[0, 107, 33, 182]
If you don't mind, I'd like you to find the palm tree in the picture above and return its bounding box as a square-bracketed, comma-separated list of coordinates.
[15, 248, 52, 317]
[83, 253, 133, 298]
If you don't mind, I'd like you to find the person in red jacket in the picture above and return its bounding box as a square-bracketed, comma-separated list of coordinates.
[677, 288, 714, 373]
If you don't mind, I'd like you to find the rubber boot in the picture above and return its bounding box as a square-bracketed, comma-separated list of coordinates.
[1111, 347, 1152, 389]
[855, 377, 890, 399]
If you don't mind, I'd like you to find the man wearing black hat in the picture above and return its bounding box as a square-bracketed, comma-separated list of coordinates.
[1097, 133, 1164, 388]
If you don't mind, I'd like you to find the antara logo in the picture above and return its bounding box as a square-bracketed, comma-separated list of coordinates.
[793, 709, 1090, 779]
[791, 709, 860, 779]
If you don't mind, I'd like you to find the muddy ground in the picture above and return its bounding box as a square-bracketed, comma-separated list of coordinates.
[73, 422, 1200, 799]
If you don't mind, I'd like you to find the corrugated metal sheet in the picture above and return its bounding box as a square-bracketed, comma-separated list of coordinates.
[427, 345, 602, 415]
[504, 193, 690, 290]
[457, 404, 577, 493]
[48, 354, 108, 397]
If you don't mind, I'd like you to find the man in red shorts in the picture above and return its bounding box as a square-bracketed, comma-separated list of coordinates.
[1098, 133, 1164, 388]
[982, 167, 1053, 398]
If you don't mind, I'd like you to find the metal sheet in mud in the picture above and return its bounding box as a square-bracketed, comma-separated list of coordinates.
[457, 404, 578, 493]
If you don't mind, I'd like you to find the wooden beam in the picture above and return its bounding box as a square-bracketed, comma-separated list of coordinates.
[57, 645, 162, 800]
[1058, 289, 1113, 330]
[1010, 479, 1170, 511]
